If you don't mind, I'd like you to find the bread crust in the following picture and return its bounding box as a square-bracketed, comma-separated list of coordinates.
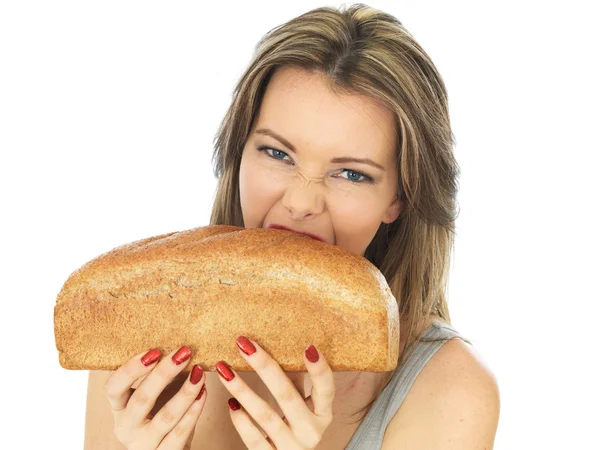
[54, 225, 400, 372]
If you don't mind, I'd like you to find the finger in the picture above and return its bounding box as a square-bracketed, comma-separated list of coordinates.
[303, 395, 313, 413]
[227, 398, 274, 450]
[303, 345, 335, 420]
[104, 347, 163, 413]
[127, 346, 194, 426]
[146, 370, 193, 420]
[156, 384, 207, 450]
[147, 364, 206, 440]
[234, 336, 316, 427]
[216, 359, 297, 449]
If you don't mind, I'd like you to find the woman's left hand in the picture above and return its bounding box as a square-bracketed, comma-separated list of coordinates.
[216, 336, 335, 449]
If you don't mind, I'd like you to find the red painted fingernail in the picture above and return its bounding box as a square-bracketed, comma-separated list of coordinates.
[305, 345, 319, 363]
[141, 348, 161, 366]
[196, 385, 206, 401]
[172, 346, 192, 365]
[236, 336, 256, 356]
[190, 364, 204, 385]
[216, 360, 235, 381]
[228, 397, 241, 411]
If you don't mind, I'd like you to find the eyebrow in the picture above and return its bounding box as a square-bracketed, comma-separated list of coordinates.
[254, 128, 385, 171]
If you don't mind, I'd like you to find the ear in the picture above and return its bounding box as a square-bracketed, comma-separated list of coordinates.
[382, 196, 403, 224]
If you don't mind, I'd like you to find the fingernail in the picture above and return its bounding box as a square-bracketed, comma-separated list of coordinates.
[190, 364, 204, 385]
[172, 346, 192, 365]
[141, 348, 161, 366]
[305, 345, 319, 363]
[216, 360, 235, 381]
[236, 336, 256, 356]
[228, 397, 241, 411]
[196, 385, 206, 401]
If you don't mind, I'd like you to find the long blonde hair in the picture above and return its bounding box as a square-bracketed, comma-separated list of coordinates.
[209, 3, 462, 422]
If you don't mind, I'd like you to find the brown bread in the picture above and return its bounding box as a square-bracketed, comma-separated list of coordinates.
[53, 225, 400, 372]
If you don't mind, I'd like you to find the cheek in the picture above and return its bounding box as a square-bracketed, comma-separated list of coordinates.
[239, 154, 256, 224]
[328, 201, 385, 255]
[239, 153, 287, 224]
[332, 221, 380, 256]
[242, 156, 289, 197]
[331, 203, 379, 234]
[241, 166, 285, 200]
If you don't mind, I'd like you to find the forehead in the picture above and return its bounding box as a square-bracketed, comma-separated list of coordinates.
[255, 67, 397, 160]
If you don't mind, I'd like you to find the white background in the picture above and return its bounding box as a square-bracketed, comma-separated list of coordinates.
[1, 1, 598, 448]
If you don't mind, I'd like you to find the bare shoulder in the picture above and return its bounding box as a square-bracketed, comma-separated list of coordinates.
[381, 336, 501, 450]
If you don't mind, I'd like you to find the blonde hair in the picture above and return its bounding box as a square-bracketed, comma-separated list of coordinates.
[209, 3, 463, 422]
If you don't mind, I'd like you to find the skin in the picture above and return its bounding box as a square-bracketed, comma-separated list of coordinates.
[239, 65, 403, 255]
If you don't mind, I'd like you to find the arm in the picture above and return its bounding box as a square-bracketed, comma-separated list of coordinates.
[381, 338, 501, 449]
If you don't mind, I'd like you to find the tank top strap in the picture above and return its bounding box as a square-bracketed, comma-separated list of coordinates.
[345, 321, 468, 449]
[381, 321, 467, 427]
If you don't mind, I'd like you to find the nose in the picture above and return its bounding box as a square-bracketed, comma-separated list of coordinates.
[281, 173, 325, 220]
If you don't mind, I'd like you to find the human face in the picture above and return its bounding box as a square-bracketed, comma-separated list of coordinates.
[239, 66, 403, 257]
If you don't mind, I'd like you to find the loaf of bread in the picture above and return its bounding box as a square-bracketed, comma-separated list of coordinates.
[54, 225, 400, 372]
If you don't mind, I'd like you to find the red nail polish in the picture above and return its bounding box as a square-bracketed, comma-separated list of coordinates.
[236, 336, 256, 356]
[172, 346, 192, 365]
[196, 385, 206, 401]
[190, 364, 204, 385]
[216, 360, 235, 381]
[228, 397, 241, 411]
[305, 345, 319, 363]
[141, 348, 161, 366]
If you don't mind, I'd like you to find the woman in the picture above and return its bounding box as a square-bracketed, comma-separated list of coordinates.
[85, 4, 500, 449]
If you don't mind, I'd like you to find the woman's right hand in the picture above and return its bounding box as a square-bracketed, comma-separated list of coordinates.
[104, 345, 207, 450]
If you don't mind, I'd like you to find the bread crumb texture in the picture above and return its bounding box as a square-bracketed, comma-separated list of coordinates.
[54, 225, 399, 372]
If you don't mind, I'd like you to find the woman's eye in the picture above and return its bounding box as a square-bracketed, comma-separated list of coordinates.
[340, 169, 372, 183]
[257, 145, 374, 184]
[263, 147, 290, 161]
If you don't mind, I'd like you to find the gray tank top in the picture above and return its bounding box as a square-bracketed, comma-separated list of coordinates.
[345, 321, 467, 449]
